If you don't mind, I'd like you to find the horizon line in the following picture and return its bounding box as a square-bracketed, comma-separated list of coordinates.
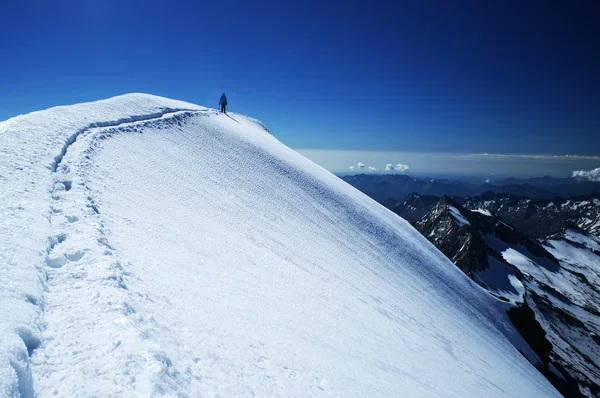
[295, 149, 600, 160]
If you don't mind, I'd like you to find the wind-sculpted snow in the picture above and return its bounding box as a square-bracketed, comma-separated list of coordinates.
[0, 94, 559, 397]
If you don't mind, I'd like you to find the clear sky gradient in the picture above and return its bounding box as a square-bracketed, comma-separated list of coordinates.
[1, 1, 599, 165]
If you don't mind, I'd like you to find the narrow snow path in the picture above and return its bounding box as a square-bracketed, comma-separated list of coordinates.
[31, 111, 207, 396]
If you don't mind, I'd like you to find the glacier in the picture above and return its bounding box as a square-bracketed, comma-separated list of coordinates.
[0, 94, 560, 397]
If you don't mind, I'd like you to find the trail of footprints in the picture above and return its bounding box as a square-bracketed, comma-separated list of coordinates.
[44, 110, 202, 272]
[44, 157, 116, 279]
[35, 113, 201, 394]
[46, 172, 86, 270]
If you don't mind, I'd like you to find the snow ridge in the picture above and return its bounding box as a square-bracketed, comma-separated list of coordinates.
[1, 94, 560, 397]
[51, 109, 202, 172]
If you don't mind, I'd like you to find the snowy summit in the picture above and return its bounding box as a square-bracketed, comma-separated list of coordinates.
[0, 94, 559, 397]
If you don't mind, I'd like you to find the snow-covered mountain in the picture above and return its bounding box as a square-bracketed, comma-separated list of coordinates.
[384, 192, 600, 239]
[415, 197, 600, 397]
[459, 192, 600, 238]
[0, 94, 560, 397]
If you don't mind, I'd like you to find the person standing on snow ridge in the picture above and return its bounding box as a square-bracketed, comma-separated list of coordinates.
[219, 93, 228, 113]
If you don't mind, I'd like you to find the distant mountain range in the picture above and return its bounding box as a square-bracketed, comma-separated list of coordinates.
[340, 174, 600, 202]
[460, 192, 600, 238]
[414, 196, 600, 397]
[384, 192, 600, 238]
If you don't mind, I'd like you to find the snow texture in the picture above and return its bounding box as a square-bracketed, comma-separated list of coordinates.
[0, 94, 559, 397]
[471, 208, 492, 217]
[563, 229, 600, 252]
[499, 234, 600, 391]
[448, 205, 471, 227]
[472, 257, 524, 304]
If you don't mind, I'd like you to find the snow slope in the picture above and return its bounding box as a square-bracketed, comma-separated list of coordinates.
[0, 94, 559, 397]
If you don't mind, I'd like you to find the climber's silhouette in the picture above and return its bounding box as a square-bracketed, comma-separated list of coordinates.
[219, 93, 228, 113]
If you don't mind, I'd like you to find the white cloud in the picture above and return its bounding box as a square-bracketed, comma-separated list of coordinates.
[368, 167, 377, 172]
[357, 162, 365, 170]
[395, 164, 409, 172]
[572, 167, 600, 182]
[349, 166, 355, 171]
[385, 164, 393, 171]
[465, 153, 600, 160]
[296, 149, 600, 177]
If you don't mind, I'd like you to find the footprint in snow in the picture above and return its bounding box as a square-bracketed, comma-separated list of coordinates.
[45, 250, 85, 269]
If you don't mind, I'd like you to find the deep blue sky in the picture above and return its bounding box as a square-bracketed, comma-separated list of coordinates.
[1, 0, 599, 156]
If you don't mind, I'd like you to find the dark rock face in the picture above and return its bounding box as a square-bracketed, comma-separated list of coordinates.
[414, 196, 500, 277]
[507, 303, 581, 398]
[414, 197, 600, 397]
[507, 304, 553, 365]
[414, 196, 556, 284]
